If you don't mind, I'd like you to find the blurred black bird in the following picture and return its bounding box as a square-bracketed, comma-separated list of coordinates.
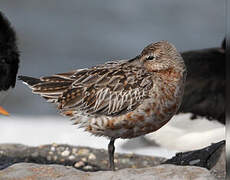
[0, 12, 19, 115]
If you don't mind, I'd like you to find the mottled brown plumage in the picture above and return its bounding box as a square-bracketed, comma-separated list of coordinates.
[19, 41, 187, 170]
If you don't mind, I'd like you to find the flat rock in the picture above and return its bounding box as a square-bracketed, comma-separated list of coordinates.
[210, 144, 226, 180]
[0, 142, 225, 179]
[0, 163, 216, 180]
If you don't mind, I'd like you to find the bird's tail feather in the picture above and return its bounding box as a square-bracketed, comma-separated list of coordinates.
[18, 75, 73, 103]
[18, 76, 42, 86]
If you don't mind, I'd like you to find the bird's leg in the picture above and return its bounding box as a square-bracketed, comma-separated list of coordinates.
[108, 137, 116, 171]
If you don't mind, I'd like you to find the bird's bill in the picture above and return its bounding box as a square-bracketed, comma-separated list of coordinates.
[0, 106, 9, 116]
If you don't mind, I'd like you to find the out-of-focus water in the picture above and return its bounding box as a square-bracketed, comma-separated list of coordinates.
[1, 0, 225, 116]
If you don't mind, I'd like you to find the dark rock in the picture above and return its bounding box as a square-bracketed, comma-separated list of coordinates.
[164, 140, 225, 169]
[164, 140, 225, 180]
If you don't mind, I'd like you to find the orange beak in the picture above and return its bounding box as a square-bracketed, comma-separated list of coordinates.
[0, 106, 9, 116]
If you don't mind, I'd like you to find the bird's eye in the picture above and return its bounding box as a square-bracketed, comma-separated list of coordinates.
[146, 55, 155, 60]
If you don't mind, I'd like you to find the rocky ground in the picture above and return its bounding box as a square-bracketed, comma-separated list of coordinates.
[0, 140, 225, 180]
[0, 163, 216, 180]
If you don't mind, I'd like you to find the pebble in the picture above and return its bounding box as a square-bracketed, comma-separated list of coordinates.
[0, 150, 5, 155]
[131, 165, 137, 168]
[78, 148, 90, 155]
[57, 146, 65, 153]
[47, 156, 52, 161]
[68, 155, 75, 160]
[31, 152, 39, 157]
[142, 160, 148, 166]
[81, 157, 87, 162]
[61, 150, 70, 157]
[48, 151, 54, 155]
[53, 156, 58, 161]
[102, 160, 107, 164]
[88, 153, 96, 160]
[127, 153, 134, 158]
[74, 161, 85, 168]
[50, 146, 56, 152]
[72, 148, 78, 155]
[83, 165, 93, 170]
[52, 143, 58, 147]
[120, 158, 130, 164]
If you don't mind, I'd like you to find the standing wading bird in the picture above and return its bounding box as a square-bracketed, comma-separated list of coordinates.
[0, 12, 20, 116]
[19, 41, 186, 170]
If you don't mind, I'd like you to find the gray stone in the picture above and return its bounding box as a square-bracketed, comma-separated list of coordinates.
[210, 145, 226, 180]
[0, 163, 216, 180]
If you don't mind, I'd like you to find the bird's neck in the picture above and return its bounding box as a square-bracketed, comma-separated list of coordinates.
[150, 66, 186, 103]
[156, 66, 185, 82]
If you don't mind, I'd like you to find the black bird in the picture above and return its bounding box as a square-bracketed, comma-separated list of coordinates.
[0, 12, 19, 115]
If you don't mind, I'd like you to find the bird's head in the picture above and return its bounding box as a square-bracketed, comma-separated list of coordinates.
[139, 41, 186, 73]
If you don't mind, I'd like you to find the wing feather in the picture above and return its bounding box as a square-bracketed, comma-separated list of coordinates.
[59, 61, 153, 117]
[20, 59, 153, 117]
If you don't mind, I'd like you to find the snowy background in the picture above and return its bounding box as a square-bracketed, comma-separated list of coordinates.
[0, 0, 225, 158]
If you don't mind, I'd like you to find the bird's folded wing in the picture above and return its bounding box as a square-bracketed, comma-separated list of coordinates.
[19, 60, 153, 117]
[58, 62, 153, 117]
